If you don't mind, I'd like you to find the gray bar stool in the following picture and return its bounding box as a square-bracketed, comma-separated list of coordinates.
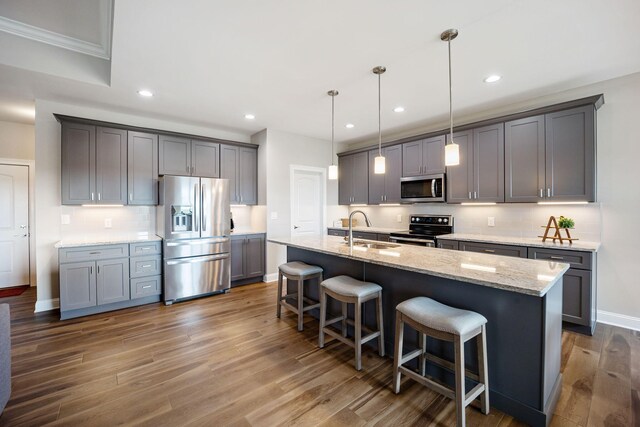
[393, 297, 489, 427]
[276, 261, 323, 331]
[318, 275, 384, 371]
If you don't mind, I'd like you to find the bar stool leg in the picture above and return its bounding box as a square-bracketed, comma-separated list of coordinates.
[418, 333, 427, 376]
[454, 335, 466, 427]
[393, 313, 404, 394]
[276, 271, 283, 318]
[297, 277, 304, 331]
[318, 287, 327, 348]
[376, 292, 385, 357]
[341, 302, 348, 337]
[354, 298, 362, 371]
[477, 324, 490, 414]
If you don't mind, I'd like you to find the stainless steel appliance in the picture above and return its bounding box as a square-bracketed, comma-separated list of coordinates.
[389, 214, 453, 247]
[400, 173, 445, 203]
[157, 176, 231, 304]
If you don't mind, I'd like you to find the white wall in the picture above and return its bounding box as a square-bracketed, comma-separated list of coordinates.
[263, 129, 347, 277]
[344, 71, 640, 327]
[0, 120, 35, 160]
[33, 99, 251, 311]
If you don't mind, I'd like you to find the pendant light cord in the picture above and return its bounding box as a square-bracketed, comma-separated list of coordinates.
[448, 36, 453, 142]
[331, 94, 335, 165]
[378, 72, 382, 156]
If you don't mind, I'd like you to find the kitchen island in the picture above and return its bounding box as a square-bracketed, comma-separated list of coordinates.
[269, 235, 569, 427]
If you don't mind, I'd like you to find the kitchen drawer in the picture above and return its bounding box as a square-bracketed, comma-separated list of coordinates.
[377, 233, 390, 242]
[59, 244, 129, 263]
[327, 229, 347, 237]
[129, 255, 162, 278]
[352, 231, 378, 240]
[459, 241, 527, 258]
[528, 248, 592, 270]
[130, 241, 162, 256]
[437, 240, 459, 250]
[130, 275, 162, 298]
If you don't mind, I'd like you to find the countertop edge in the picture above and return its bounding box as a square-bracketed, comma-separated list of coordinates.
[55, 235, 163, 249]
[438, 234, 600, 252]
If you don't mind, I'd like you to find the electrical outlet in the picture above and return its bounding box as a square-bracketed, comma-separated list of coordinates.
[61, 214, 70, 225]
[104, 218, 112, 228]
[397, 214, 402, 223]
[270, 211, 278, 220]
[488, 217, 495, 227]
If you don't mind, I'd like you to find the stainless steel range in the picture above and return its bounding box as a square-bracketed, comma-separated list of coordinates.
[389, 214, 453, 247]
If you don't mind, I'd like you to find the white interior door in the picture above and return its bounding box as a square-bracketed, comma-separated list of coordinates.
[0, 164, 30, 288]
[291, 168, 324, 236]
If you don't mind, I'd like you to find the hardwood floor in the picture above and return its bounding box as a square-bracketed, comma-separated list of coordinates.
[0, 283, 638, 426]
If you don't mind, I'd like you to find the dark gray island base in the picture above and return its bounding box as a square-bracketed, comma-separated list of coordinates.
[287, 246, 563, 427]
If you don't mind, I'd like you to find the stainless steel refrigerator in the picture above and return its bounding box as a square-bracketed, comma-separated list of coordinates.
[157, 176, 231, 304]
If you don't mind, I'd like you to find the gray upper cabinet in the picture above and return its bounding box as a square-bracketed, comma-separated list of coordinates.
[127, 131, 158, 205]
[338, 152, 368, 205]
[220, 145, 257, 205]
[505, 106, 596, 203]
[95, 127, 127, 204]
[368, 145, 401, 204]
[402, 136, 445, 177]
[545, 105, 595, 202]
[446, 130, 473, 203]
[61, 123, 95, 205]
[447, 125, 504, 203]
[505, 115, 546, 202]
[159, 136, 222, 178]
[61, 124, 128, 205]
[192, 140, 220, 178]
[159, 135, 191, 176]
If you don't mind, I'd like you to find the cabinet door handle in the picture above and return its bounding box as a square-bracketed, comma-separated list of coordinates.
[540, 188, 544, 198]
[484, 249, 495, 253]
[468, 192, 472, 200]
[91, 192, 94, 201]
[192, 166, 196, 175]
[474, 191, 477, 199]
[98, 193, 101, 201]
[142, 285, 152, 289]
[547, 188, 551, 198]
[142, 264, 152, 268]
[549, 256, 564, 260]
[129, 193, 133, 201]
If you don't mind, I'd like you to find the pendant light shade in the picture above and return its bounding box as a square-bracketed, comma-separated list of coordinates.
[441, 28, 460, 167]
[373, 66, 386, 174]
[327, 90, 339, 180]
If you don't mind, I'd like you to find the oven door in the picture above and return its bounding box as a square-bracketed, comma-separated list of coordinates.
[389, 235, 436, 247]
[400, 174, 445, 203]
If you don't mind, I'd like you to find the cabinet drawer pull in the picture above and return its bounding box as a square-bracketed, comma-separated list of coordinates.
[547, 188, 551, 197]
[484, 249, 495, 253]
[468, 192, 472, 199]
[89, 252, 101, 255]
[140, 247, 151, 251]
[549, 256, 564, 260]
[142, 285, 152, 289]
[141, 264, 152, 268]
[540, 188, 544, 198]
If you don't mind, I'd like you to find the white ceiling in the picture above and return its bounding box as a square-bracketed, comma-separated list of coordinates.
[0, 0, 639, 142]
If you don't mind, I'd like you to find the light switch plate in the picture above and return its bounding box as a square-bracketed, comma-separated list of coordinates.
[488, 217, 495, 227]
[396, 214, 402, 223]
[270, 212, 278, 220]
[104, 218, 112, 228]
[61, 214, 70, 225]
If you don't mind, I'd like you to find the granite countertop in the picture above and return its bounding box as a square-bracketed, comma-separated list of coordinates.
[231, 229, 266, 236]
[55, 233, 162, 249]
[269, 235, 569, 297]
[327, 226, 405, 234]
[438, 233, 601, 252]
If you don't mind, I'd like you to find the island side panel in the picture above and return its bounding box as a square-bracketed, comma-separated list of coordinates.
[287, 246, 559, 427]
[542, 277, 563, 414]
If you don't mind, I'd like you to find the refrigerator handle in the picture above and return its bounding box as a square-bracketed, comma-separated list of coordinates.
[201, 183, 206, 232]
[194, 183, 200, 232]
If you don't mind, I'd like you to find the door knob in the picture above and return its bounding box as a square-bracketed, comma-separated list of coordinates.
[19, 225, 26, 229]
[293, 225, 299, 229]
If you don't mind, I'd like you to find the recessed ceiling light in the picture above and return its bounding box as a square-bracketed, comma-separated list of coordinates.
[137, 90, 153, 97]
[483, 75, 502, 83]
[393, 106, 405, 113]
[345, 123, 355, 129]
[244, 114, 255, 120]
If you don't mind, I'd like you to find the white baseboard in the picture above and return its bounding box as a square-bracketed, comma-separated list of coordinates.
[34, 298, 59, 313]
[597, 309, 640, 332]
[263, 273, 278, 283]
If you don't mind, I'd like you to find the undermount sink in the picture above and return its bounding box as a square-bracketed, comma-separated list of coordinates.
[345, 240, 400, 250]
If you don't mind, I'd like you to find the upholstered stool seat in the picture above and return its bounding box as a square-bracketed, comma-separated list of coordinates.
[393, 297, 490, 427]
[276, 262, 323, 331]
[318, 275, 384, 371]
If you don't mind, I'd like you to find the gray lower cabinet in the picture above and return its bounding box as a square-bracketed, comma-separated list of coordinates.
[458, 240, 527, 258]
[230, 233, 265, 286]
[59, 242, 162, 320]
[326, 228, 390, 242]
[221, 145, 257, 205]
[61, 124, 128, 205]
[368, 145, 401, 204]
[338, 152, 368, 205]
[128, 131, 158, 205]
[437, 240, 459, 250]
[159, 136, 221, 178]
[402, 135, 445, 177]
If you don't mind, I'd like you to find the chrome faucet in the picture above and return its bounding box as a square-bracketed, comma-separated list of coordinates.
[348, 210, 372, 249]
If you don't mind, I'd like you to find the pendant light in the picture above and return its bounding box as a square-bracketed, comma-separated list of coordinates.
[327, 90, 339, 180]
[441, 28, 460, 167]
[373, 66, 386, 174]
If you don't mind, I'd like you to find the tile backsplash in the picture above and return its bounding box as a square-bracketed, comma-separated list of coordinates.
[60, 206, 155, 237]
[345, 203, 602, 242]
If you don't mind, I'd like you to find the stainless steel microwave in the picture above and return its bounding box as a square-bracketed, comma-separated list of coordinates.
[400, 174, 445, 203]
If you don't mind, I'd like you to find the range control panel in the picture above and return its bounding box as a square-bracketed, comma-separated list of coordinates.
[409, 215, 453, 226]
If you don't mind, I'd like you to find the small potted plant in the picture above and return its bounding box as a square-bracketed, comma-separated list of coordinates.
[557, 216, 575, 229]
